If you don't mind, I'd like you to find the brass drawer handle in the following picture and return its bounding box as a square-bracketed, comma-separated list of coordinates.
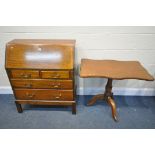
[25, 84, 32, 88]
[52, 83, 61, 88]
[55, 93, 62, 99]
[52, 74, 60, 78]
[26, 93, 35, 99]
[20, 73, 31, 78]
[53, 85, 59, 88]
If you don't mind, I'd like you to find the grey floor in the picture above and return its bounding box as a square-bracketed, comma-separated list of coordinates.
[0, 95, 155, 129]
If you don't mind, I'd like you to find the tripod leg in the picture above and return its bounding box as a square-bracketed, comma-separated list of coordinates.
[88, 94, 105, 106]
[107, 97, 118, 121]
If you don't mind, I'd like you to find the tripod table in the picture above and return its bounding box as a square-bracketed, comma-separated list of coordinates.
[80, 59, 154, 121]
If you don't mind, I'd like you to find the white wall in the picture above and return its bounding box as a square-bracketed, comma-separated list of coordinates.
[0, 26, 155, 95]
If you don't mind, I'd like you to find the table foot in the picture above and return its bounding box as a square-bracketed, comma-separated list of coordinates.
[107, 97, 118, 122]
[113, 116, 118, 122]
[88, 94, 105, 106]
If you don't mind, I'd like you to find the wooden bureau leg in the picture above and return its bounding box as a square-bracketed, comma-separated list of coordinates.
[15, 101, 23, 113]
[72, 103, 76, 114]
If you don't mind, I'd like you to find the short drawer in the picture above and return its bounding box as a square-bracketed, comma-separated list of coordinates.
[14, 89, 73, 101]
[11, 79, 73, 89]
[41, 71, 69, 79]
[11, 70, 39, 79]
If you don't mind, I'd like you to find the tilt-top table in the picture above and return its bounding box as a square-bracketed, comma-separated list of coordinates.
[80, 59, 154, 121]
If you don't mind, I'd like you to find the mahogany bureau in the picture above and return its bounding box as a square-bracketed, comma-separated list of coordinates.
[5, 39, 76, 114]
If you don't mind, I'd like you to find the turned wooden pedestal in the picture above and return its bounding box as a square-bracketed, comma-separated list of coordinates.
[88, 78, 118, 121]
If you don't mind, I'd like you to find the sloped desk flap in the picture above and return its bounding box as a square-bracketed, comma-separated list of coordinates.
[5, 39, 75, 69]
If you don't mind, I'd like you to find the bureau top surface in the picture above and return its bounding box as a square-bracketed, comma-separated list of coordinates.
[5, 39, 75, 69]
[7, 39, 76, 46]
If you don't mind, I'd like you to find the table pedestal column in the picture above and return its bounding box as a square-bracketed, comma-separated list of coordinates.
[88, 78, 118, 121]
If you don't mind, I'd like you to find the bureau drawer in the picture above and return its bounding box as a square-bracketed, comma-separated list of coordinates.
[14, 89, 73, 101]
[41, 71, 69, 79]
[11, 79, 73, 89]
[11, 70, 39, 79]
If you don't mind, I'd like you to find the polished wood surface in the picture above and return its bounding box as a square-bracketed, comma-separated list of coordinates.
[14, 89, 73, 100]
[11, 79, 73, 89]
[5, 39, 76, 113]
[7, 39, 76, 45]
[41, 71, 70, 79]
[80, 59, 154, 81]
[88, 79, 117, 121]
[6, 40, 75, 69]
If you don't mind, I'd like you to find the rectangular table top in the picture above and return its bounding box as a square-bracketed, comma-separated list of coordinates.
[80, 59, 154, 81]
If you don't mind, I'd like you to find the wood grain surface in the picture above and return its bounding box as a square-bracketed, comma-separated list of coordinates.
[80, 59, 154, 81]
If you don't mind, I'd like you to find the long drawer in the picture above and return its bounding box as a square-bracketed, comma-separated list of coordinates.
[11, 79, 73, 89]
[14, 89, 73, 101]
